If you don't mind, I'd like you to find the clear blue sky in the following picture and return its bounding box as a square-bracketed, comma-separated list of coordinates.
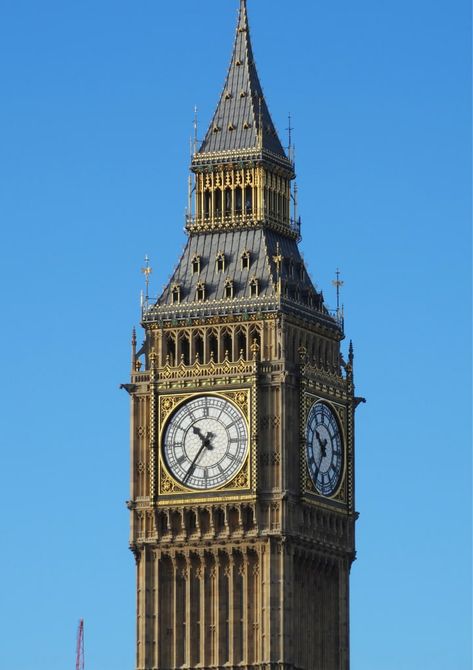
[0, 1, 471, 668]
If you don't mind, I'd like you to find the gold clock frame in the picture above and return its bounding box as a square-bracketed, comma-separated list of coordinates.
[156, 388, 254, 498]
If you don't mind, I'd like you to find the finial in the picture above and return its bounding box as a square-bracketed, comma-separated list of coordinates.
[349, 340, 354, 365]
[286, 113, 294, 162]
[293, 182, 298, 225]
[332, 268, 344, 319]
[193, 105, 198, 154]
[131, 327, 137, 371]
[141, 255, 153, 302]
[273, 242, 282, 293]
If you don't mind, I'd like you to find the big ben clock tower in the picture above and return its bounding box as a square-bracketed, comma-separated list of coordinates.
[125, 2, 361, 668]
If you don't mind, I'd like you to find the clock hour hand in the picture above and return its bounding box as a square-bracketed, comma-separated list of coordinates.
[315, 429, 328, 459]
[193, 425, 215, 449]
[192, 425, 206, 441]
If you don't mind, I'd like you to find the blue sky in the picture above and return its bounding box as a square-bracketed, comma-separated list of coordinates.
[0, 1, 471, 668]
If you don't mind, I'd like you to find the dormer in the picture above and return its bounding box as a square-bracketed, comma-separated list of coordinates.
[241, 250, 251, 270]
[171, 284, 181, 305]
[224, 278, 234, 299]
[192, 255, 201, 274]
[216, 252, 226, 272]
[249, 277, 259, 298]
[196, 282, 206, 302]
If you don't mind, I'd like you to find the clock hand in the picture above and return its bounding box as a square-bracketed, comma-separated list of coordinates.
[192, 425, 206, 441]
[183, 430, 216, 483]
[183, 442, 207, 483]
[315, 429, 328, 459]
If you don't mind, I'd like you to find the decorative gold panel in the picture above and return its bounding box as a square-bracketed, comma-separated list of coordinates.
[156, 388, 254, 499]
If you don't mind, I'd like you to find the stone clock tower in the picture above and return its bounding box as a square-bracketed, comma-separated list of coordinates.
[125, 2, 361, 668]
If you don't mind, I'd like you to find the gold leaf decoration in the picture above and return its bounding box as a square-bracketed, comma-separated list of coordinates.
[160, 395, 181, 422]
[227, 468, 249, 490]
[160, 472, 177, 494]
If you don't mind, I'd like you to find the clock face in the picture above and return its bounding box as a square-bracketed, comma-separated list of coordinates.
[162, 395, 248, 490]
[306, 401, 343, 496]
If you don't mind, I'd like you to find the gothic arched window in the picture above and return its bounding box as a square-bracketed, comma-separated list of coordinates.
[216, 252, 225, 272]
[225, 278, 234, 299]
[192, 255, 201, 274]
[249, 277, 259, 298]
[171, 284, 181, 305]
[224, 187, 232, 216]
[245, 185, 252, 214]
[196, 282, 206, 302]
[235, 186, 242, 214]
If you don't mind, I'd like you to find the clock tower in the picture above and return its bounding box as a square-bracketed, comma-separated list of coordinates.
[126, 2, 360, 668]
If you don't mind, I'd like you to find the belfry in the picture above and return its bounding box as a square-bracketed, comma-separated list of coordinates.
[126, 2, 360, 668]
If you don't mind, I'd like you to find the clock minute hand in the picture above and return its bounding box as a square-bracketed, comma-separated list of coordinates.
[183, 442, 207, 484]
[183, 430, 216, 484]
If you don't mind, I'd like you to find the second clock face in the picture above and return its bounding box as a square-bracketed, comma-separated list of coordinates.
[162, 395, 248, 490]
[306, 401, 343, 496]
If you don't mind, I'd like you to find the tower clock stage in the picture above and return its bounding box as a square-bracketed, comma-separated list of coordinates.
[125, 1, 361, 668]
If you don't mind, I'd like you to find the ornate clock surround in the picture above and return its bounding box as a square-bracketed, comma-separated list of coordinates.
[301, 390, 348, 505]
[157, 387, 257, 500]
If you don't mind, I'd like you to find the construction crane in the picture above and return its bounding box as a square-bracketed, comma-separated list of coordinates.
[76, 619, 84, 670]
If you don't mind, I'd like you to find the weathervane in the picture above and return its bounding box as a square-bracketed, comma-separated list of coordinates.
[332, 268, 344, 317]
[141, 255, 153, 302]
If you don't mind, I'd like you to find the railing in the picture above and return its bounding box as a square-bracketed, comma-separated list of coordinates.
[184, 212, 302, 241]
[141, 295, 343, 334]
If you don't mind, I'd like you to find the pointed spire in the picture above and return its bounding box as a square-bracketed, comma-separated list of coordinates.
[198, 0, 287, 159]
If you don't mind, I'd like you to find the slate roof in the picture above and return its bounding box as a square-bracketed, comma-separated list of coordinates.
[156, 227, 328, 317]
[198, 0, 287, 159]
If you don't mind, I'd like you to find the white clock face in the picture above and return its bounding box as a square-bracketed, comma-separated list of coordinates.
[162, 395, 248, 490]
[306, 401, 343, 496]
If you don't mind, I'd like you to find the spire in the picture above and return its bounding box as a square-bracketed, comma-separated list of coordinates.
[198, 0, 287, 158]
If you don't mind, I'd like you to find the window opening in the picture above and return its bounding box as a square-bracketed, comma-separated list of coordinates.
[196, 282, 206, 302]
[235, 186, 242, 214]
[216, 253, 225, 272]
[192, 255, 201, 274]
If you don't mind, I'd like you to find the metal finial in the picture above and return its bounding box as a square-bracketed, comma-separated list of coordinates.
[193, 105, 198, 154]
[332, 268, 344, 316]
[286, 113, 294, 162]
[141, 255, 153, 302]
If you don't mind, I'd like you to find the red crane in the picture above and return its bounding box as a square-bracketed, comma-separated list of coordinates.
[75, 619, 84, 670]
